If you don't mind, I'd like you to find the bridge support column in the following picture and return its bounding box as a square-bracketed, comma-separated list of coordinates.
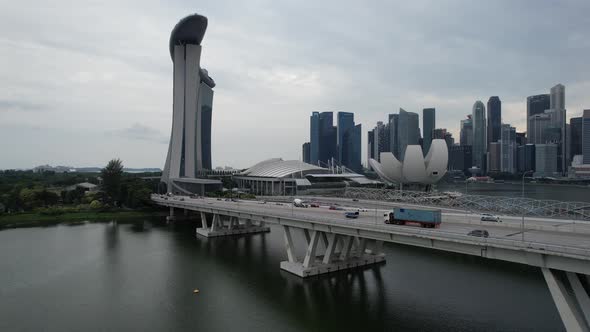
[280, 228, 386, 278]
[196, 213, 270, 238]
[542, 268, 590, 332]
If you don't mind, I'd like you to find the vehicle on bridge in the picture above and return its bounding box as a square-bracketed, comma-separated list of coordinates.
[467, 229, 489, 238]
[293, 198, 308, 208]
[480, 213, 501, 222]
[384, 208, 442, 228]
[345, 211, 359, 219]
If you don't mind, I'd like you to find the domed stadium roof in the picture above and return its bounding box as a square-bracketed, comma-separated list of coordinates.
[241, 158, 328, 178]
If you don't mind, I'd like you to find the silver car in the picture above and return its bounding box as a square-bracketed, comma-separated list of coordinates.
[480, 213, 500, 222]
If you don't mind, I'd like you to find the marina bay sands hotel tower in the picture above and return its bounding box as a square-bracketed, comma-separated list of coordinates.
[161, 14, 218, 193]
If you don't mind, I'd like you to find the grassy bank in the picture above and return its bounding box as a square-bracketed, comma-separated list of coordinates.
[0, 209, 166, 230]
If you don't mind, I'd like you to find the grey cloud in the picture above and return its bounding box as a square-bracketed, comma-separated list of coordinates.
[109, 123, 168, 144]
[0, 99, 49, 112]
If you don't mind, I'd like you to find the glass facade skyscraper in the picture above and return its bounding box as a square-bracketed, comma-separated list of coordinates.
[397, 108, 420, 161]
[472, 101, 486, 171]
[487, 96, 501, 146]
[337, 112, 354, 164]
[422, 108, 435, 156]
[583, 110, 590, 164]
[309, 112, 320, 164]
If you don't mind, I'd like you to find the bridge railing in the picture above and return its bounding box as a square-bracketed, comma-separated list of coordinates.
[153, 195, 590, 259]
[340, 188, 590, 221]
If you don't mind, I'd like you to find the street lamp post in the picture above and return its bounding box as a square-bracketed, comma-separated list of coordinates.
[521, 170, 533, 242]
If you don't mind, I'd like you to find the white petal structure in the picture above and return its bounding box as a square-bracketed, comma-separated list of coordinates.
[369, 139, 448, 184]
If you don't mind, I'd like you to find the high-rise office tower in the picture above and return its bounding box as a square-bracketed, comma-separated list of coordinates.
[472, 101, 487, 172]
[550, 84, 565, 110]
[449, 145, 472, 173]
[309, 112, 320, 164]
[583, 110, 590, 164]
[318, 112, 337, 165]
[162, 14, 217, 190]
[342, 124, 362, 172]
[389, 114, 399, 158]
[460, 115, 473, 147]
[302, 142, 311, 163]
[335, 112, 362, 172]
[488, 142, 501, 173]
[500, 124, 516, 174]
[372, 121, 387, 162]
[549, 84, 567, 173]
[487, 97, 501, 147]
[535, 144, 558, 177]
[397, 108, 420, 161]
[423, 108, 435, 156]
[337, 112, 354, 163]
[570, 117, 583, 163]
[367, 130, 375, 167]
[528, 113, 552, 144]
[527, 94, 550, 142]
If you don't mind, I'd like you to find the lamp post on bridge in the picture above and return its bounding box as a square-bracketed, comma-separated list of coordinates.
[521, 170, 534, 242]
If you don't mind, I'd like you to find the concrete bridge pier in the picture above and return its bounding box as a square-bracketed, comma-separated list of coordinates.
[196, 212, 270, 238]
[280, 225, 385, 278]
[542, 268, 590, 332]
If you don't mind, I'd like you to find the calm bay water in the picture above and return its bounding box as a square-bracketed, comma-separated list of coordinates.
[0, 220, 564, 331]
[439, 182, 590, 203]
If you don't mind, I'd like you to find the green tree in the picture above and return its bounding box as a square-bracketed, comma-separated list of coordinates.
[101, 158, 124, 204]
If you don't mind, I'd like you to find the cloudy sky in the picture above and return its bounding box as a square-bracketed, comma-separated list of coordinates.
[1, 0, 589, 170]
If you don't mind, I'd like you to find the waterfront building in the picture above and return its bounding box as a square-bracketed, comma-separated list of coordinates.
[472, 101, 487, 172]
[389, 114, 399, 158]
[500, 124, 516, 174]
[460, 115, 473, 147]
[318, 112, 337, 165]
[367, 130, 375, 166]
[584, 110, 590, 164]
[161, 14, 222, 194]
[337, 112, 354, 163]
[487, 96, 501, 147]
[398, 108, 420, 161]
[549, 84, 567, 174]
[570, 117, 582, 164]
[449, 145, 472, 173]
[302, 142, 310, 163]
[309, 112, 320, 164]
[341, 124, 362, 172]
[535, 144, 558, 177]
[517, 144, 536, 173]
[527, 94, 550, 136]
[488, 142, 501, 173]
[423, 108, 435, 157]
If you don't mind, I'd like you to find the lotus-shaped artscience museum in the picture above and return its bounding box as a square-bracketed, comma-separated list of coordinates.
[369, 139, 448, 184]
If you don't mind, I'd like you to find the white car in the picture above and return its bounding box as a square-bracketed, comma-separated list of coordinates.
[480, 213, 501, 222]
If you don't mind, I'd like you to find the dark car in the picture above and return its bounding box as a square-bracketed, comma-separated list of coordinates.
[468, 229, 489, 238]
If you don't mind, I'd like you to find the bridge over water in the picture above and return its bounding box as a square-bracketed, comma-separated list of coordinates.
[152, 194, 590, 331]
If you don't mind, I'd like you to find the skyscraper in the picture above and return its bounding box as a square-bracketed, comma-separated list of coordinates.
[397, 108, 420, 161]
[500, 124, 516, 174]
[535, 144, 558, 177]
[488, 142, 501, 173]
[337, 112, 354, 163]
[528, 113, 552, 144]
[318, 112, 337, 165]
[487, 96, 501, 147]
[549, 84, 567, 174]
[583, 110, 590, 164]
[335, 112, 362, 172]
[423, 108, 435, 156]
[527, 94, 550, 142]
[550, 84, 565, 110]
[309, 112, 320, 164]
[162, 14, 217, 190]
[389, 114, 399, 158]
[570, 117, 583, 163]
[472, 101, 487, 172]
[302, 142, 311, 163]
[460, 115, 473, 147]
[342, 124, 362, 172]
[367, 130, 375, 167]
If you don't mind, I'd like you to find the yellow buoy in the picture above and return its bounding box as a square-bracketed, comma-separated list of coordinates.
[193, 289, 199, 294]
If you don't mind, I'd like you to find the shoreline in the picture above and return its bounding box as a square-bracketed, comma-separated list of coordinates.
[0, 210, 167, 230]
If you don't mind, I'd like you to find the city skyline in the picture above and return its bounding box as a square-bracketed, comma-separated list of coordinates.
[2, 1, 590, 169]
